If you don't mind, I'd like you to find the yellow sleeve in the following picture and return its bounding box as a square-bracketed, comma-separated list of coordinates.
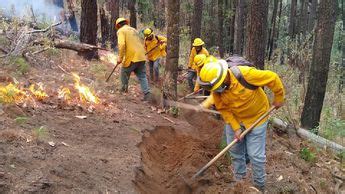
[203, 48, 210, 57]
[158, 36, 167, 43]
[188, 49, 196, 68]
[219, 109, 241, 131]
[245, 68, 285, 103]
[117, 30, 125, 62]
[201, 94, 241, 131]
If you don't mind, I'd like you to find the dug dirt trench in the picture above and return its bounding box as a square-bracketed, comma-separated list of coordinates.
[134, 110, 341, 194]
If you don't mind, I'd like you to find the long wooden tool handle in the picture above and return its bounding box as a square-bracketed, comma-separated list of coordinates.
[178, 89, 202, 101]
[106, 63, 120, 82]
[191, 106, 276, 179]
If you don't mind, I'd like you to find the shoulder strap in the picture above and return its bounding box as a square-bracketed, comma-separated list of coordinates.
[229, 66, 258, 90]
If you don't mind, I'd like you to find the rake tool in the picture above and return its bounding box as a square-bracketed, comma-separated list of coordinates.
[106, 62, 121, 82]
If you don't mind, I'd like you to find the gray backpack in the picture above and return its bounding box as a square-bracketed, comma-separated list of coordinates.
[225, 55, 258, 90]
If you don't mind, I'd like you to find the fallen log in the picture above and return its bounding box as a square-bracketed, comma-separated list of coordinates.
[270, 117, 344, 153]
[53, 40, 110, 52]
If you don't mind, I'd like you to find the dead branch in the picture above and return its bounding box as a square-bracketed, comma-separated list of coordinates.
[53, 39, 109, 52]
[0, 46, 9, 54]
[32, 47, 50, 55]
[27, 21, 62, 34]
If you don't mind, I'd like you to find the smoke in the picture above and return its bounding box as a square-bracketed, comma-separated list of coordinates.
[0, 0, 63, 23]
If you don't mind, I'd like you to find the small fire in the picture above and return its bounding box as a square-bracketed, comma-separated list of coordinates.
[58, 87, 71, 101]
[72, 73, 100, 104]
[0, 83, 26, 103]
[29, 83, 48, 101]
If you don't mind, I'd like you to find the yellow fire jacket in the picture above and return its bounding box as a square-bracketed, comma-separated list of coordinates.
[194, 55, 218, 92]
[202, 66, 285, 131]
[144, 35, 167, 61]
[188, 47, 209, 70]
[117, 25, 146, 68]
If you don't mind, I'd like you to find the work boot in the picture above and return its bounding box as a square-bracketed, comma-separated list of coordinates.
[120, 86, 128, 93]
[254, 185, 265, 193]
[142, 92, 152, 102]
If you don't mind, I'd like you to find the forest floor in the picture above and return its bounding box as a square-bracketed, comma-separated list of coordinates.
[0, 49, 344, 194]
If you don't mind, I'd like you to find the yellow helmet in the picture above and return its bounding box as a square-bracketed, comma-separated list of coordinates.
[115, 17, 129, 29]
[194, 54, 207, 67]
[197, 60, 228, 91]
[143, 28, 153, 37]
[192, 38, 205, 47]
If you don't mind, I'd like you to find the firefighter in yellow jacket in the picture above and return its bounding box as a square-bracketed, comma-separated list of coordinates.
[197, 60, 285, 191]
[193, 54, 217, 92]
[187, 38, 209, 92]
[115, 18, 151, 101]
[143, 28, 167, 82]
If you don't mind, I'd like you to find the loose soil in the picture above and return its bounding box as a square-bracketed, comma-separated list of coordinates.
[0, 50, 343, 194]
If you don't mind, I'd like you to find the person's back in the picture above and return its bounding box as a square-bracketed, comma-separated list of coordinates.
[117, 25, 146, 68]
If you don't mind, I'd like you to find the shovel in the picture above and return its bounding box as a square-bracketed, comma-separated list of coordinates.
[182, 106, 276, 189]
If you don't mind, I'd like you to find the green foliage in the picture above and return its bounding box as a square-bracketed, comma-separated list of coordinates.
[15, 116, 28, 125]
[319, 108, 345, 140]
[169, 106, 179, 118]
[46, 48, 61, 57]
[33, 126, 47, 140]
[7, 56, 30, 74]
[299, 147, 316, 162]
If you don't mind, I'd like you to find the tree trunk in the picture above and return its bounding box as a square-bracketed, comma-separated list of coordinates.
[298, 0, 308, 35]
[233, 0, 245, 55]
[340, 0, 344, 93]
[191, 0, 203, 45]
[217, 0, 225, 57]
[245, 0, 268, 69]
[99, 5, 110, 48]
[267, 0, 278, 60]
[288, 0, 297, 38]
[80, 0, 98, 59]
[300, 0, 337, 131]
[109, 0, 119, 50]
[128, 0, 137, 28]
[308, 0, 318, 32]
[229, 0, 236, 53]
[163, 0, 180, 101]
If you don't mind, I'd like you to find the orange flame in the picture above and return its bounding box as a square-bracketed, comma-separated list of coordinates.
[72, 73, 100, 104]
[29, 83, 48, 100]
[58, 87, 71, 101]
[0, 83, 26, 103]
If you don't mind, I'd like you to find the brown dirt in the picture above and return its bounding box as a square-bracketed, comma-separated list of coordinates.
[0, 49, 343, 194]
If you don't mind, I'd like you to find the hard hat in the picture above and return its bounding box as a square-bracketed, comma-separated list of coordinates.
[194, 54, 207, 67]
[115, 18, 128, 29]
[197, 60, 228, 91]
[192, 38, 205, 47]
[143, 28, 153, 37]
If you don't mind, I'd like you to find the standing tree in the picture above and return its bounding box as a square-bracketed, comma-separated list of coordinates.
[308, 0, 318, 32]
[288, 0, 297, 38]
[245, 0, 268, 69]
[217, 0, 225, 57]
[109, 0, 119, 49]
[233, 0, 245, 55]
[191, 0, 203, 45]
[267, 0, 278, 60]
[301, 0, 337, 131]
[99, 5, 110, 48]
[128, 0, 137, 28]
[163, 0, 180, 100]
[80, 0, 98, 59]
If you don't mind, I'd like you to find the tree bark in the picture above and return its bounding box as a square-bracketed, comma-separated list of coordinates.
[128, 0, 137, 28]
[229, 0, 236, 53]
[298, 0, 308, 35]
[267, 0, 279, 60]
[245, 0, 268, 69]
[301, 0, 337, 130]
[80, 0, 98, 59]
[99, 5, 110, 48]
[191, 0, 203, 44]
[217, 0, 225, 57]
[288, 0, 297, 38]
[163, 0, 180, 101]
[233, 0, 245, 55]
[109, 0, 119, 49]
[340, 0, 344, 93]
[308, 0, 318, 32]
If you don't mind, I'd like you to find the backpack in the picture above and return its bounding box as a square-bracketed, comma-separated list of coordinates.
[225, 55, 258, 90]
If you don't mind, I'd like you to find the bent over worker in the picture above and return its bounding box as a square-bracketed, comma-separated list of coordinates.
[143, 28, 167, 82]
[193, 54, 217, 93]
[197, 60, 285, 191]
[115, 18, 151, 101]
[187, 38, 209, 92]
